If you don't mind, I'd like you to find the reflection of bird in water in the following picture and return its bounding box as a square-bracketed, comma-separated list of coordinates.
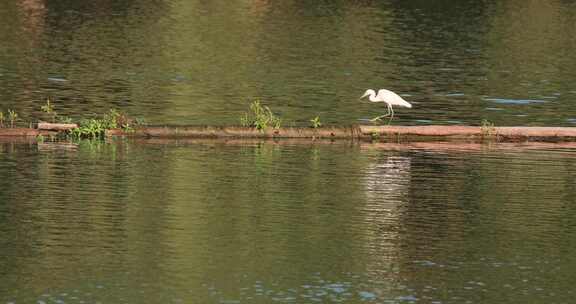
[362, 155, 411, 257]
[360, 89, 412, 123]
[363, 156, 411, 203]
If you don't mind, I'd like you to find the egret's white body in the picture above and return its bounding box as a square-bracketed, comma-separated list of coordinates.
[360, 89, 412, 123]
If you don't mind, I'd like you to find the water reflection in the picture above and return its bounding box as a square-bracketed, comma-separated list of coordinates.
[1, 0, 576, 125]
[360, 153, 411, 295]
[363, 155, 411, 203]
[3, 140, 576, 303]
[3, 0, 576, 301]
[17, 0, 46, 36]
[361, 153, 410, 256]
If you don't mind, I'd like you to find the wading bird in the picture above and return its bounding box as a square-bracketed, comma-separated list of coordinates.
[360, 89, 412, 123]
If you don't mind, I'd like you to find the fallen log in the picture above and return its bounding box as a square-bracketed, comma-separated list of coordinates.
[0, 128, 57, 137]
[359, 125, 576, 141]
[105, 125, 360, 139]
[37, 122, 78, 131]
[106, 125, 576, 142]
[2, 125, 576, 142]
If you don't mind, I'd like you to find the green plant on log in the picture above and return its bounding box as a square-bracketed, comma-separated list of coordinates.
[68, 109, 136, 139]
[40, 97, 54, 113]
[240, 100, 281, 131]
[481, 119, 496, 138]
[105, 109, 137, 131]
[133, 117, 147, 127]
[7, 109, 18, 128]
[40, 97, 76, 124]
[41, 97, 56, 122]
[310, 116, 322, 129]
[69, 118, 106, 139]
[57, 116, 74, 124]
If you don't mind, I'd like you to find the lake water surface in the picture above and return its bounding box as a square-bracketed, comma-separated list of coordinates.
[2, 0, 576, 303]
[1, 0, 576, 126]
[2, 140, 576, 303]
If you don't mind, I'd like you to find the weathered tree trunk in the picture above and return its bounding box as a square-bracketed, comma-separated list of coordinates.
[106, 126, 360, 139]
[0, 128, 56, 137]
[2, 125, 576, 142]
[359, 126, 576, 141]
[107, 125, 576, 142]
[37, 122, 78, 131]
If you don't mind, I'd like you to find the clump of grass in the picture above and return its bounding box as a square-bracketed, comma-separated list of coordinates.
[104, 109, 135, 130]
[7, 109, 18, 128]
[240, 100, 281, 131]
[39, 97, 75, 124]
[0, 98, 141, 140]
[40, 97, 54, 113]
[481, 119, 496, 138]
[57, 116, 74, 124]
[133, 117, 147, 127]
[69, 118, 107, 139]
[68, 109, 136, 139]
[310, 116, 322, 128]
[41, 97, 56, 122]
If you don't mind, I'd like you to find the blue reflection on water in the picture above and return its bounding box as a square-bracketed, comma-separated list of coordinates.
[484, 98, 548, 105]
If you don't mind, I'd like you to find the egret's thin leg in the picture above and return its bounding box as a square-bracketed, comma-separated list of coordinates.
[387, 104, 394, 125]
[371, 103, 392, 122]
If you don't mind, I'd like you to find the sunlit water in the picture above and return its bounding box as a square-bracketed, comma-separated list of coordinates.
[1, 0, 576, 126]
[1, 140, 576, 303]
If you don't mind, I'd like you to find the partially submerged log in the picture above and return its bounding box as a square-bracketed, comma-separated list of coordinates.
[2, 125, 576, 142]
[0, 128, 57, 137]
[360, 126, 576, 141]
[37, 122, 78, 131]
[106, 126, 360, 139]
[106, 125, 576, 142]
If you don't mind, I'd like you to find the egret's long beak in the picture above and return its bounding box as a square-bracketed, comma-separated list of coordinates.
[359, 92, 369, 100]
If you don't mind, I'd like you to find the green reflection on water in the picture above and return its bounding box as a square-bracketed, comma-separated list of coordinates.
[1, 140, 576, 303]
[1, 1, 576, 125]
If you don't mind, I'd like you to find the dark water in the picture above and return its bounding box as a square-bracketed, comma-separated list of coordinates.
[1, 140, 576, 303]
[1, 0, 576, 126]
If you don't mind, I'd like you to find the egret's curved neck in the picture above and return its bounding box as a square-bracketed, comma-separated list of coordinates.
[369, 91, 377, 101]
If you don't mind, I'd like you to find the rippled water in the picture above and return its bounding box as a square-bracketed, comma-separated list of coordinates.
[2, 1, 576, 303]
[1, 140, 576, 303]
[1, 0, 576, 126]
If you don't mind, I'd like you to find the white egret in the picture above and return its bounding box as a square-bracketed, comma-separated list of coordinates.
[360, 89, 412, 123]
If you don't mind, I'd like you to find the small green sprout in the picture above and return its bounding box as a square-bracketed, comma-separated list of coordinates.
[310, 116, 322, 128]
[7, 109, 18, 128]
